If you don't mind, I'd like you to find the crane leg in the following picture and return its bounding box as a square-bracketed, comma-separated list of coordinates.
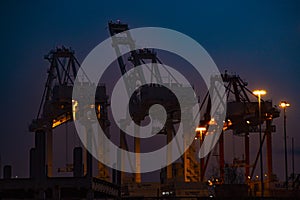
[46, 130, 53, 177]
[245, 133, 250, 181]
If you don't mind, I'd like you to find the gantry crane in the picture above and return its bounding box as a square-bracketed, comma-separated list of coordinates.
[198, 71, 280, 185]
[0, 46, 120, 199]
[108, 21, 200, 185]
[108, 22, 281, 194]
[29, 46, 110, 180]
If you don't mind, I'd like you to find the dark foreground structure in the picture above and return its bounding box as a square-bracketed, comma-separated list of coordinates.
[1, 22, 300, 199]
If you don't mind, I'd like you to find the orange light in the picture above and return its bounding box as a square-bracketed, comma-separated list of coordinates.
[52, 114, 71, 128]
[208, 118, 216, 125]
[279, 101, 290, 108]
[195, 127, 206, 132]
[72, 99, 78, 120]
[253, 90, 266, 96]
[195, 127, 207, 140]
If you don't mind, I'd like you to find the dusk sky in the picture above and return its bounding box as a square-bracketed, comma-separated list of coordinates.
[0, 0, 300, 181]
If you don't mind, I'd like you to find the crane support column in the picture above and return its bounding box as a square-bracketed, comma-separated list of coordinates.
[134, 123, 141, 183]
[219, 131, 225, 182]
[166, 122, 173, 180]
[245, 133, 250, 181]
[266, 119, 273, 181]
[35, 130, 46, 181]
[119, 129, 126, 184]
[46, 130, 53, 177]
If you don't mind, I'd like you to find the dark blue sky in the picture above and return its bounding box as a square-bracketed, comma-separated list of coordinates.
[0, 0, 299, 181]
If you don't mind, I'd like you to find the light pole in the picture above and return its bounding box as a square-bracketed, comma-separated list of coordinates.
[196, 126, 206, 181]
[292, 137, 295, 186]
[279, 101, 290, 189]
[253, 89, 266, 197]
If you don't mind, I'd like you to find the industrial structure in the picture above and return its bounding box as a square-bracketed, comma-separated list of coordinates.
[1, 21, 300, 199]
[108, 21, 200, 184]
[0, 47, 118, 199]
